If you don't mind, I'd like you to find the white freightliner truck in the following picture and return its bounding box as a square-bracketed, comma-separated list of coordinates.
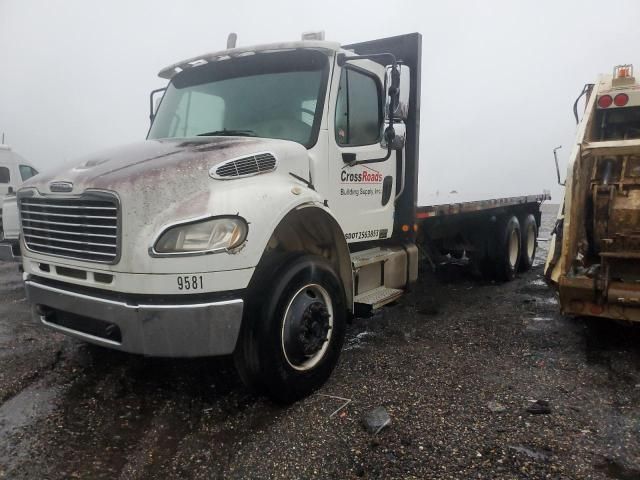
[0, 144, 38, 261]
[545, 65, 640, 322]
[19, 33, 549, 402]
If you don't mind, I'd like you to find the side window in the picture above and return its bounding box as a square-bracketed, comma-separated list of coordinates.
[0, 166, 9, 183]
[19, 165, 38, 181]
[334, 68, 382, 146]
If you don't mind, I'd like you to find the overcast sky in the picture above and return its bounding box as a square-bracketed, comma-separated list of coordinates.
[1, 0, 639, 203]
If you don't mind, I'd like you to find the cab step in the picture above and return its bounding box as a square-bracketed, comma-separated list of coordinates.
[350, 245, 418, 314]
[354, 286, 403, 310]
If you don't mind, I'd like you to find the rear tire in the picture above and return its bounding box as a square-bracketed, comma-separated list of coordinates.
[234, 254, 347, 404]
[494, 215, 522, 281]
[518, 214, 537, 271]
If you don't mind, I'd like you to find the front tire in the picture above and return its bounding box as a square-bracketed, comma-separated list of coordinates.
[234, 254, 347, 404]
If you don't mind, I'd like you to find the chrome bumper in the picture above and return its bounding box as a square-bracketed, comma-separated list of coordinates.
[0, 242, 21, 263]
[25, 279, 244, 357]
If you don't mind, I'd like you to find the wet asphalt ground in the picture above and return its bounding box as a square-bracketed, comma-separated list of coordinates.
[1, 204, 639, 479]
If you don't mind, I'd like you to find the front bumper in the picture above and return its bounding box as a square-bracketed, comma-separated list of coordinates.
[25, 278, 244, 357]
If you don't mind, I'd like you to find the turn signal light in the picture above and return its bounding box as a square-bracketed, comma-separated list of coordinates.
[598, 95, 613, 108]
[614, 93, 629, 107]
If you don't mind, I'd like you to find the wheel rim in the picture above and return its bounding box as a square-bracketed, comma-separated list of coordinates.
[281, 284, 333, 371]
[508, 229, 519, 268]
[526, 224, 536, 260]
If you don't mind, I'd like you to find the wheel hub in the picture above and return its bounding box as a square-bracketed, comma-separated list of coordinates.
[281, 284, 334, 371]
[298, 301, 331, 356]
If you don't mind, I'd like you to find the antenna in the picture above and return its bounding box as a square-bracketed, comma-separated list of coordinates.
[227, 33, 237, 49]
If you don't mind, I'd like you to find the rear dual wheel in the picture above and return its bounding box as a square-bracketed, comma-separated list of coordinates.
[518, 213, 538, 272]
[494, 215, 522, 281]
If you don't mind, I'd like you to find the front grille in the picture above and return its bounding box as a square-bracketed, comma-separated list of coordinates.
[20, 195, 119, 263]
[214, 152, 277, 178]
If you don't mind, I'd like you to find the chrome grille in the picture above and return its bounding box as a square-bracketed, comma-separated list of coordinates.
[214, 153, 277, 178]
[20, 195, 119, 263]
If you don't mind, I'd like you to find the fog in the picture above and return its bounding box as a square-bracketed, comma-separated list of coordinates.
[1, 0, 639, 204]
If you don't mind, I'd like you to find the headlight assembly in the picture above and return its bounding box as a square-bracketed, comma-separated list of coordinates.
[152, 216, 248, 256]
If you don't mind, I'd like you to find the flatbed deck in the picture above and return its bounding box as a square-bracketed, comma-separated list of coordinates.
[415, 193, 551, 219]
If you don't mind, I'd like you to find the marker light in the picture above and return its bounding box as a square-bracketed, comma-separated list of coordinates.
[598, 95, 613, 108]
[614, 93, 629, 107]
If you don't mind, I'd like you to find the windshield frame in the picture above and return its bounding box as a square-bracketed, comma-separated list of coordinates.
[146, 49, 332, 149]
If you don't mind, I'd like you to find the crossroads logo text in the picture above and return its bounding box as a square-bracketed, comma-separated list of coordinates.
[340, 166, 384, 197]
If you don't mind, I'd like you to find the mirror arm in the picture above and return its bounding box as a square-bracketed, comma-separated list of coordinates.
[553, 145, 565, 186]
[149, 87, 167, 123]
[344, 145, 393, 167]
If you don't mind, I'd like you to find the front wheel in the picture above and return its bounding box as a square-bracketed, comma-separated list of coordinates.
[234, 254, 347, 404]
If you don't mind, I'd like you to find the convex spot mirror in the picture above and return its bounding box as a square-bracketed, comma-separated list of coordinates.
[385, 64, 410, 122]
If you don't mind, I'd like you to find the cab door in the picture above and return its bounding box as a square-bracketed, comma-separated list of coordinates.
[326, 60, 396, 243]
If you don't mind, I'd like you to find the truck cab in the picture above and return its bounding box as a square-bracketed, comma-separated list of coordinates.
[545, 65, 640, 322]
[19, 33, 422, 402]
[0, 144, 38, 260]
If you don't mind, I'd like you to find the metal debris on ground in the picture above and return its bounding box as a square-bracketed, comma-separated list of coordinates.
[362, 406, 391, 434]
[316, 394, 352, 418]
[526, 399, 551, 415]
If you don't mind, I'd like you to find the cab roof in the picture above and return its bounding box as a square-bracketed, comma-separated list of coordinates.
[158, 40, 341, 80]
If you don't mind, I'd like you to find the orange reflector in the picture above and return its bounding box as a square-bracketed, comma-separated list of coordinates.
[402, 224, 410, 232]
[589, 304, 604, 315]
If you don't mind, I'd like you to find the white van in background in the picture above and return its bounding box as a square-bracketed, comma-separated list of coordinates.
[0, 144, 38, 260]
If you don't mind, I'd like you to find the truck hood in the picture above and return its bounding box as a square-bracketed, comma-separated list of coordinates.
[19, 136, 310, 272]
[24, 137, 302, 194]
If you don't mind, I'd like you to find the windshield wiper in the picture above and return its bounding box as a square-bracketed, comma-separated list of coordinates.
[196, 129, 257, 137]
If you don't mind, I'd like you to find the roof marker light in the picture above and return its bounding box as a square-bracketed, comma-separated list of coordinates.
[614, 93, 629, 107]
[598, 95, 613, 108]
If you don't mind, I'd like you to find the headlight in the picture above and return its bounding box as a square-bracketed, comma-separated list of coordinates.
[152, 216, 248, 255]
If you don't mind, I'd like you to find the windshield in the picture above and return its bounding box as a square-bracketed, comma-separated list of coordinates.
[148, 49, 330, 148]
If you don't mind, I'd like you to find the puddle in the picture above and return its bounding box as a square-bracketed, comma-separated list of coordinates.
[0, 383, 59, 437]
[531, 279, 546, 286]
[0, 382, 60, 471]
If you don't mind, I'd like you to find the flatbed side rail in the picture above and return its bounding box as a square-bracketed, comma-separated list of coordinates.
[415, 193, 551, 219]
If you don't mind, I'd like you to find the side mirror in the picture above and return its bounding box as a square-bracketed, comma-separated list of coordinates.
[553, 145, 565, 186]
[149, 87, 167, 123]
[385, 64, 410, 122]
[382, 123, 406, 150]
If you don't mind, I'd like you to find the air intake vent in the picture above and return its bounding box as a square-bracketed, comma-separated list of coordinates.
[212, 152, 277, 179]
[19, 194, 119, 264]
